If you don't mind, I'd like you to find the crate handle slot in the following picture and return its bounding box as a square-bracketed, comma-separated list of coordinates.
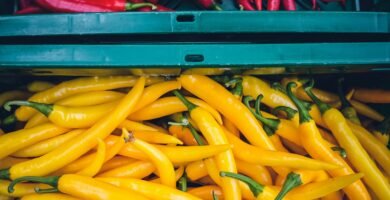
[176, 14, 195, 22]
[185, 54, 204, 62]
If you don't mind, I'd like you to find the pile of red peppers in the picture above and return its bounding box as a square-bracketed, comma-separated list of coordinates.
[15, 0, 341, 14]
[15, 0, 171, 14]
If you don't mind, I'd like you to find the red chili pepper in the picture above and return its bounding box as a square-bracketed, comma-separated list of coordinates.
[255, 0, 262, 10]
[312, 0, 316, 9]
[268, 0, 280, 10]
[282, 0, 296, 10]
[15, 5, 47, 14]
[196, 0, 222, 10]
[35, 0, 155, 13]
[237, 0, 256, 10]
[146, 0, 159, 3]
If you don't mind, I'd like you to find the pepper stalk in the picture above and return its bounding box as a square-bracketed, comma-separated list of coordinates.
[337, 78, 361, 125]
[286, 82, 312, 124]
[275, 172, 302, 200]
[8, 176, 60, 194]
[4, 101, 53, 117]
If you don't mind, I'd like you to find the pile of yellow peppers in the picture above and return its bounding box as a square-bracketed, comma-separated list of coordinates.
[0, 73, 389, 200]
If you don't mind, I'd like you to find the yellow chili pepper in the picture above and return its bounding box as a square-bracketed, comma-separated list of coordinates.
[57, 91, 124, 106]
[99, 156, 136, 173]
[24, 91, 125, 129]
[168, 125, 199, 146]
[118, 119, 158, 132]
[150, 165, 185, 184]
[14, 76, 160, 121]
[97, 161, 155, 179]
[188, 185, 223, 200]
[353, 88, 390, 103]
[203, 157, 222, 186]
[5, 99, 121, 129]
[173, 90, 241, 200]
[288, 173, 364, 200]
[0, 77, 145, 180]
[0, 130, 3, 136]
[12, 129, 85, 158]
[0, 195, 10, 200]
[26, 81, 54, 93]
[305, 80, 390, 200]
[126, 129, 176, 188]
[8, 174, 149, 200]
[129, 96, 223, 125]
[186, 160, 208, 181]
[132, 130, 183, 145]
[243, 67, 286, 75]
[76, 138, 106, 177]
[0, 123, 69, 160]
[179, 75, 276, 152]
[57, 131, 127, 174]
[0, 90, 30, 106]
[350, 100, 385, 121]
[286, 82, 371, 200]
[182, 68, 225, 75]
[0, 157, 29, 169]
[224, 129, 338, 170]
[318, 128, 338, 145]
[236, 159, 272, 186]
[97, 177, 201, 200]
[0, 180, 49, 197]
[118, 137, 232, 164]
[21, 193, 81, 200]
[223, 116, 240, 137]
[132, 80, 181, 112]
[347, 120, 390, 176]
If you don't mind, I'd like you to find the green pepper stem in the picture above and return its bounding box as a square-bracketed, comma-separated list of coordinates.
[187, 123, 205, 146]
[337, 78, 352, 109]
[4, 101, 52, 117]
[231, 79, 243, 98]
[178, 174, 187, 192]
[243, 96, 280, 136]
[125, 3, 156, 10]
[331, 146, 347, 158]
[272, 106, 298, 120]
[275, 172, 302, 200]
[286, 82, 312, 124]
[8, 176, 60, 193]
[220, 171, 263, 197]
[212, 4, 223, 11]
[2, 114, 17, 126]
[0, 169, 10, 179]
[172, 90, 197, 112]
[271, 82, 287, 94]
[303, 80, 331, 115]
[212, 190, 219, 200]
[35, 187, 59, 193]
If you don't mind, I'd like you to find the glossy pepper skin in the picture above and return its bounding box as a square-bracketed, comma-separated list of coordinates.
[188, 185, 223, 200]
[173, 90, 241, 200]
[97, 177, 201, 200]
[98, 160, 154, 179]
[285, 82, 371, 200]
[6, 100, 120, 129]
[282, 0, 296, 10]
[179, 75, 275, 150]
[14, 76, 161, 121]
[21, 193, 80, 200]
[12, 129, 85, 158]
[224, 128, 338, 170]
[35, 0, 155, 12]
[0, 77, 145, 180]
[268, 0, 280, 10]
[130, 96, 222, 124]
[196, 0, 222, 10]
[8, 174, 149, 200]
[288, 173, 364, 199]
[0, 123, 69, 159]
[126, 129, 176, 188]
[305, 81, 390, 200]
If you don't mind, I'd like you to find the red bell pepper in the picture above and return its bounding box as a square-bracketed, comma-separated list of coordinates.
[282, 0, 296, 10]
[268, 0, 280, 10]
[196, 0, 223, 10]
[35, 0, 156, 13]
